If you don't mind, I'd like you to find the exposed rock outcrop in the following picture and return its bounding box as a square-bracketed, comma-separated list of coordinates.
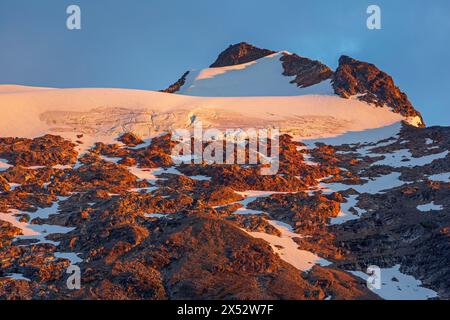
[161, 71, 190, 94]
[0, 176, 10, 193]
[332, 55, 424, 126]
[210, 42, 276, 68]
[280, 53, 333, 88]
[0, 135, 77, 167]
[118, 132, 144, 147]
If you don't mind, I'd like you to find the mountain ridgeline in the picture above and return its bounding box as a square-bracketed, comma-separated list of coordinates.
[163, 42, 424, 127]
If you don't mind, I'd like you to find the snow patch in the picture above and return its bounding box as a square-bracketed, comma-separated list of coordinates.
[417, 202, 443, 212]
[233, 191, 283, 215]
[15, 224, 75, 245]
[52, 164, 73, 170]
[349, 265, 438, 300]
[145, 213, 168, 219]
[54, 252, 83, 265]
[8, 183, 21, 191]
[189, 175, 212, 181]
[128, 166, 181, 184]
[428, 172, 450, 183]
[100, 155, 122, 164]
[247, 220, 331, 272]
[330, 195, 366, 225]
[0, 210, 40, 236]
[3, 273, 31, 281]
[0, 197, 73, 245]
[321, 172, 405, 195]
[0, 158, 13, 171]
[233, 190, 330, 271]
[372, 150, 448, 168]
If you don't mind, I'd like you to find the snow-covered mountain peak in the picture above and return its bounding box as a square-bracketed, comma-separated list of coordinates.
[173, 52, 334, 97]
[163, 42, 424, 127]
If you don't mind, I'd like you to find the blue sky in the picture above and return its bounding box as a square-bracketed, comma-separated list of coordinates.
[0, 0, 449, 125]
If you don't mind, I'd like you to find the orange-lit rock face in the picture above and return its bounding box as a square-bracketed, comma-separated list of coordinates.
[0, 122, 448, 300]
[333, 55, 424, 126]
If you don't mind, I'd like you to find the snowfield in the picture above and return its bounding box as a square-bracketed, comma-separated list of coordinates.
[178, 52, 334, 97]
[0, 53, 412, 141]
[303, 122, 403, 147]
[0, 84, 405, 143]
[0, 85, 55, 94]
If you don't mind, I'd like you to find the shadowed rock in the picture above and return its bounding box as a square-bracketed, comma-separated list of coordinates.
[280, 53, 333, 88]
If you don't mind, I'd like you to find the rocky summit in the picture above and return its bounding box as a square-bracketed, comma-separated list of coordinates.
[0, 42, 448, 301]
[209, 42, 276, 68]
[333, 55, 424, 126]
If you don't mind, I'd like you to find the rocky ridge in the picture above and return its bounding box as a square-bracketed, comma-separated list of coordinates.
[0, 122, 448, 300]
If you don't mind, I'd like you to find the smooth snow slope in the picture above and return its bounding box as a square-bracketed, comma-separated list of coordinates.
[178, 52, 334, 97]
[0, 85, 404, 141]
[0, 85, 55, 94]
